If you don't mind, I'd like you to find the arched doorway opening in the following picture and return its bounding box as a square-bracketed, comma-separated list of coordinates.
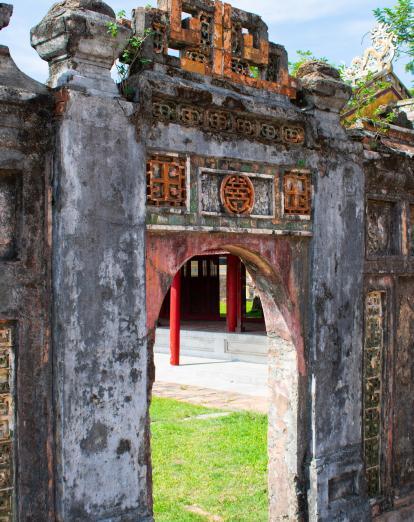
[157, 253, 266, 365]
[146, 233, 307, 520]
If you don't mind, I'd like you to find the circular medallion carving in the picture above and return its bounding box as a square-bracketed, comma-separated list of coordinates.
[220, 174, 255, 215]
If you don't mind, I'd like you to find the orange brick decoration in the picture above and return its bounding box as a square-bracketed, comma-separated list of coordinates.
[147, 157, 186, 207]
[284, 172, 311, 216]
[220, 174, 255, 215]
[151, 0, 297, 98]
[0, 325, 13, 522]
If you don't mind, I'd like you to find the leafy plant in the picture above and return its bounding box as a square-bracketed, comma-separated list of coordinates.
[341, 71, 397, 130]
[374, 0, 414, 74]
[289, 50, 397, 132]
[107, 9, 154, 98]
[249, 65, 260, 79]
[289, 50, 332, 77]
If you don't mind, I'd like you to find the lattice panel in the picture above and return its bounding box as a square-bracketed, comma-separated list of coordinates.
[152, 98, 305, 145]
[220, 174, 255, 215]
[0, 326, 13, 522]
[146, 157, 186, 208]
[283, 173, 311, 216]
[143, 0, 297, 97]
[153, 21, 167, 54]
[366, 201, 394, 257]
[363, 292, 384, 498]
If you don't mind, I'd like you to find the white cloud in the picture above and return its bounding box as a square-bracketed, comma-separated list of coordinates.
[107, 0, 365, 24]
[227, 0, 364, 23]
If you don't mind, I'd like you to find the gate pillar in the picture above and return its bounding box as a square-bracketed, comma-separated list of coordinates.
[32, 3, 152, 520]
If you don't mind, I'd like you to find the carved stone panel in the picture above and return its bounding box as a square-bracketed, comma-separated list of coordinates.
[363, 292, 385, 499]
[200, 169, 274, 218]
[152, 97, 305, 146]
[394, 278, 414, 492]
[147, 156, 187, 208]
[366, 200, 397, 257]
[0, 172, 20, 261]
[0, 326, 14, 522]
[410, 205, 414, 256]
[220, 174, 254, 215]
[283, 172, 311, 216]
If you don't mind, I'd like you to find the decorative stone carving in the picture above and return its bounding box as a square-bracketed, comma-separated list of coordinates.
[198, 163, 279, 220]
[363, 291, 385, 499]
[283, 172, 311, 216]
[366, 200, 395, 257]
[147, 156, 187, 207]
[31, 0, 130, 94]
[133, 1, 297, 97]
[343, 23, 397, 85]
[220, 174, 255, 215]
[152, 16, 167, 54]
[0, 326, 13, 522]
[282, 126, 305, 145]
[0, 172, 20, 261]
[152, 97, 305, 146]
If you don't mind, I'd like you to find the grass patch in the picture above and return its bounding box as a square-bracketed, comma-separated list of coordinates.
[220, 300, 264, 320]
[150, 397, 268, 522]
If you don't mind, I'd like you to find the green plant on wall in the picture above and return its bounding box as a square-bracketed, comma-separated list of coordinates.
[107, 8, 154, 98]
[341, 71, 397, 130]
[289, 51, 397, 132]
[288, 50, 332, 77]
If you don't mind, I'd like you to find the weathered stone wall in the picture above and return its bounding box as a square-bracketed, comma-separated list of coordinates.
[0, 6, 55, 519]
[52, 90, 150, 521]
[363, 148, 414, 518]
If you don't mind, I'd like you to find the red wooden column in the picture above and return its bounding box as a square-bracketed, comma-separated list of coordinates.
[170, 270, 181, 366]
[227, 255, 238, 333]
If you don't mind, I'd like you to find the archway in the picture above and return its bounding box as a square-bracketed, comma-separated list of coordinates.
[146, 232, 308, 520]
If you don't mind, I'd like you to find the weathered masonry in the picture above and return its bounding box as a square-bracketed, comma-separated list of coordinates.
[0, 0, 413, 520]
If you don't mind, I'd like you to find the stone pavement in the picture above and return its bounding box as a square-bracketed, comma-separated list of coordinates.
[153, 353, 269, 414]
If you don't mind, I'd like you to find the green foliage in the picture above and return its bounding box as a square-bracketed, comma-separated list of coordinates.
[289, 49, 398, 132]
[151, 397, 268, 522]
[106, 9, 154, 98]
[249, 65, 260, 79]
[289, 50, 331, 77]
[342, 72, 397, 130]
[374, 0, 414, 74]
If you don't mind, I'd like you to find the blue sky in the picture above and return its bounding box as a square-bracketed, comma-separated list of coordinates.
[2, 0, 412, 88]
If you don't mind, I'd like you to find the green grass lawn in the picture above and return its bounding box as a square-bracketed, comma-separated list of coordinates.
[150, 397, 268, 522]
[220, 300, 264, 319]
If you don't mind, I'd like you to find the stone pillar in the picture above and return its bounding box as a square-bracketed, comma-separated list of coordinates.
[31, 0, 130, 94]
[268, 336, 301, 521]
[0, 4, 55, 520]
[298, 62, 371, 520]
[32, 2, 151, 520]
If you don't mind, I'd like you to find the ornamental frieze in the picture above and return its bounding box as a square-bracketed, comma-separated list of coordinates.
[152, 98, 305, 146]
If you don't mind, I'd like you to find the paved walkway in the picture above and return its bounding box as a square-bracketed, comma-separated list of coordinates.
[153, 353, 269, 414]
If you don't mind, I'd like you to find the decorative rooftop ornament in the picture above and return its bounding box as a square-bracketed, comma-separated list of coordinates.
[343, 23, 397, 85]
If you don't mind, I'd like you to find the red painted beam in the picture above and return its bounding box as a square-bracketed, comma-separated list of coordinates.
[170, 270, 181, 366]
[227, 255, 238, 333]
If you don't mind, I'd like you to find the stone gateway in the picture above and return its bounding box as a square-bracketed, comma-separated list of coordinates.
[0, 0, 413, 520]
